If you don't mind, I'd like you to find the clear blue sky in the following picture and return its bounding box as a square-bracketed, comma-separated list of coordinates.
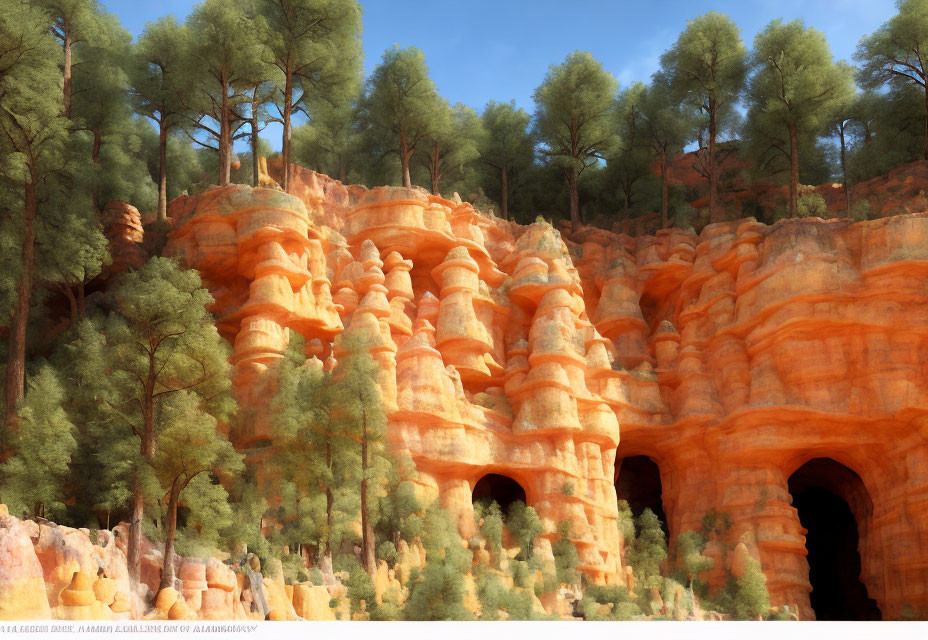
[100, 0, 898, 151]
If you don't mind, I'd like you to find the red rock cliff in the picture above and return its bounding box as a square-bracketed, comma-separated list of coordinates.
[161, 166, 928, 620]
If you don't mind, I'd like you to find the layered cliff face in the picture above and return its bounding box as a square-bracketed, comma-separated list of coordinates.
[597, 213, 928, 621]
[156, 167, 928, 620]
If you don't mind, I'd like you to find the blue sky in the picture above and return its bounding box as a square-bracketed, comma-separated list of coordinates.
[100, 0, 898, 150]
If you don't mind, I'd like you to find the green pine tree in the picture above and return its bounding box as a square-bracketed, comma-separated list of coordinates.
[532, 51, 618, 232]
[0, 365, 77, 519]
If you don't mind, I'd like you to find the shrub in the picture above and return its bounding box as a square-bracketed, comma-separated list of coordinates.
[616, 500, 635, 544]
[552, 520, 581, 587]
[506, 501, 543, 561]
[377, 540, 398, 565]
[733, 557, 770, 620]
[849, 199, 871, 222]
[402, 504, 474, 620]
[626, 508, 667, 590]
[797, 192, 828, 218]
[580, 584, 643, 621]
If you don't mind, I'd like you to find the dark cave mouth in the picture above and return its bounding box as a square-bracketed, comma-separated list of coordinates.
[615, 455, 669, 539]
[472, 473, 527, 515]
[789, 458, 882, 621]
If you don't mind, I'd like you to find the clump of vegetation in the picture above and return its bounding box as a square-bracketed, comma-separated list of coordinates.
[626, 508, 667, 590]
[403, 504, 474, 621]
[552, 519, 582, 587]
[580, 584, 643, 620]
[849, 198, 872, 222]
[797, 192, 829, 218]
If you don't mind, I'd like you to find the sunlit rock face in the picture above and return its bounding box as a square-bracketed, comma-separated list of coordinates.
[161, 166, 928, 620]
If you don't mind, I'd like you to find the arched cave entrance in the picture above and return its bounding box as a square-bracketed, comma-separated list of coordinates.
[788, 458, 881, 620]
[615, 455, 668, 538]
[472, 473, 527, 515]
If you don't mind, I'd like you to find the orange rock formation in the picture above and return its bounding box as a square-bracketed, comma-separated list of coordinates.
[5, 163, 928, 621]
[160, 166, 928, 620]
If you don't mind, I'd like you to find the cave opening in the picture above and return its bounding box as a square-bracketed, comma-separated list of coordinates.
[788, 458, 881, 621]
[472, 473, 527, 515]
[615, 455, 668, 538]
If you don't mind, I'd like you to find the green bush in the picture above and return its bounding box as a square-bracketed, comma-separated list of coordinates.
[475, 500, 504, 556]
[506, 501, 543, 561]
[849, 199, 871, 222]
[552, 520, 581, 587]
[579, 584, 643, 621]
[733, 557, 770, 620]
[475, 571, 535, 620]
[377, 540, 398, 565]
[797, 192, 828, 218]
[402, 504, 474, 620]
[626, 508, 667, 590]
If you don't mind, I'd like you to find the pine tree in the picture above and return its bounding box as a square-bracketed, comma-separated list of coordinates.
[292, 100, 363, 183]
[532, 51, 618, 232]
[259, 0, 362, 191]
[416, 101, 484, 196]
[675, 530, 714, 596]
[857, 0, 928, 160]
[269, 332, 355, 572]
[626, 508, 667, 590]
[130, 17, 193, 222]
[478, 100, 534, 221]
[362, 47, 444, 188]
[183, 0, 266, 185]
[74, 257, 235, 585]
[0, 1, 68, 435]
[40, 0, 103, 119]
[637, 77, 698, 227]
[0, 365, 77, 519]
[606, 83, 654, 218]
[660, 11, 747, 222]
[745, 20, 854, 218]
[151, 391, 242, 591]
[330, 330, 389, 574]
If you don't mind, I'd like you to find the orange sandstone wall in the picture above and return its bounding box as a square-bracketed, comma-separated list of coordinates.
[164, 169, 928, 620]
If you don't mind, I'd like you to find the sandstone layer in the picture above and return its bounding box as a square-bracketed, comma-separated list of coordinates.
[160, 167, 928, 620]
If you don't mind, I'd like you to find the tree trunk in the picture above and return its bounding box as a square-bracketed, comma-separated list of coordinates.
[566, 167, 580, 232]
[63, 285, 78, 325]
[63, 22, 72, 119]
[158, 480, 182, 592]
[660, 147, 669, 228]
[359, 401, 376, 574]
[219, 68, 230, 186]
[400, 127, 411, 189]
[251, 90, 260, 188]
[157, 119, 168, 223]
[839, 124, 850, 214]
[924, 85, 928, 161]
[127, 472, 143, 584]
[430, 141, 440, 195]
[282, 70, 293, 193]
[788, 122, 799, 218]
[4, 175, 36, 435]
[324, 441, 334, 569]
[708, 93, 719, 223]
[500, 165, 508, 220]
[128, 361, 158, 584]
